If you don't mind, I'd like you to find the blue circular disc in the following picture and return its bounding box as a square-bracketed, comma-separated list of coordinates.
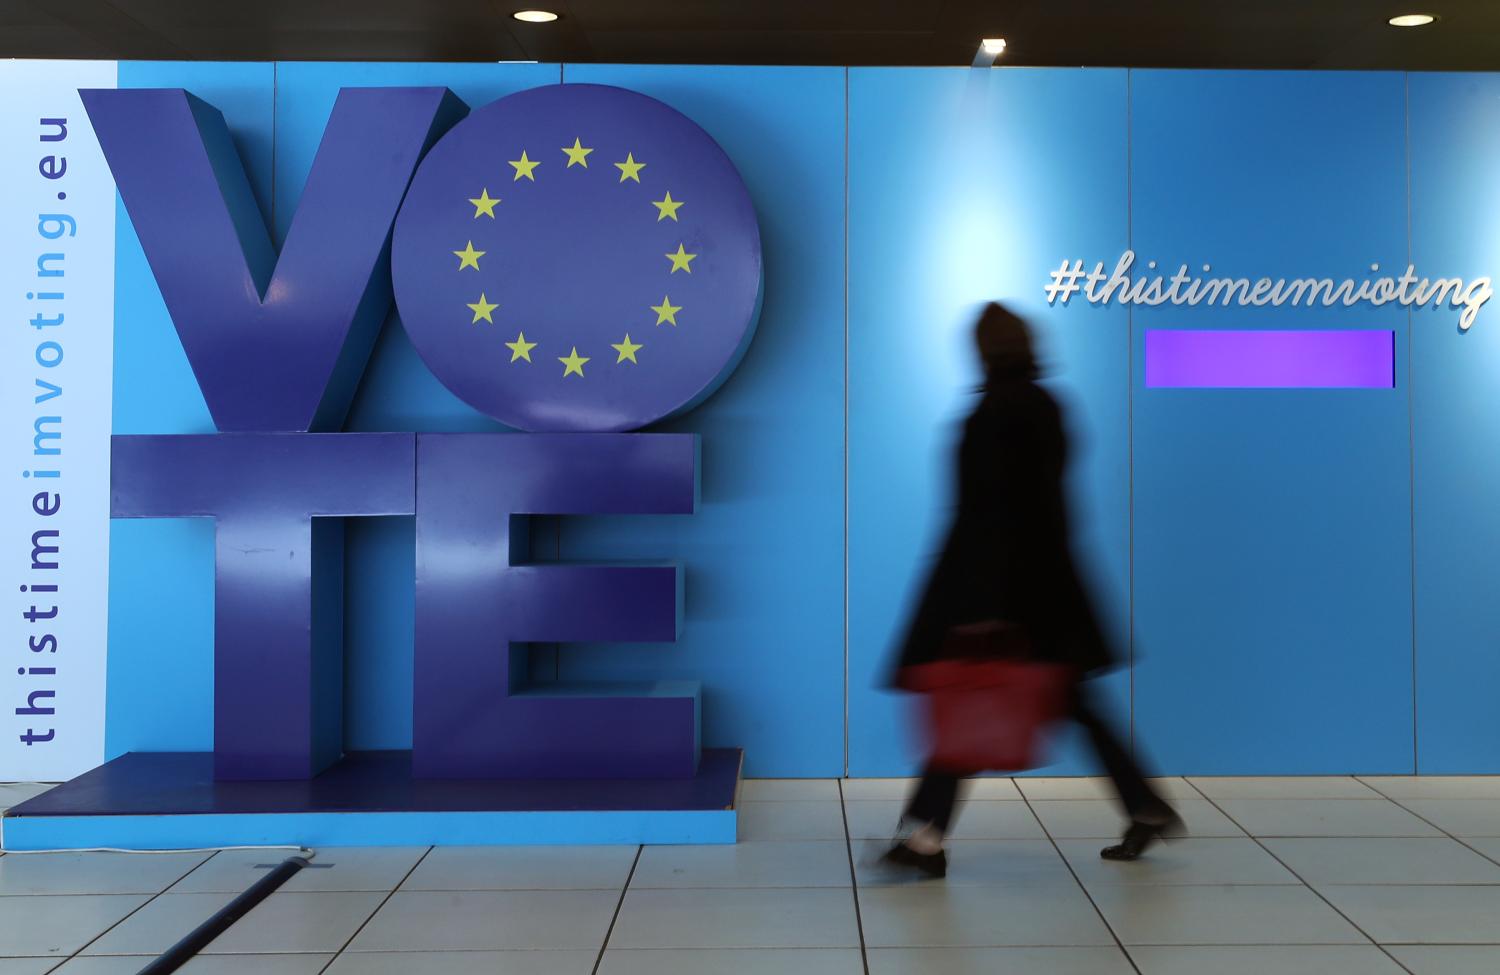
[392, 83, 763, 432]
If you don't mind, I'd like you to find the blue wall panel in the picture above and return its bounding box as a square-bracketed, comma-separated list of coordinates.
[1409, 73, 1500, 773]
[100, 61, 1500, 778]
[106, 62, 275, 757]
[551, 65, 848, 777]
[1130, 71, 1415, 774]
[847, 68, 1132, 776]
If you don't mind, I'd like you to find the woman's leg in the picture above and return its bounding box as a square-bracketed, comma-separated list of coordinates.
[1072, 694, 1167, 820]
[884, 765, 965, 877]
[1072, 686, 1180, 859]
[904, 767, 963, 834]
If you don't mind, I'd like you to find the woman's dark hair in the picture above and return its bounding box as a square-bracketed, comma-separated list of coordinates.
[974, 302, 1038, 381]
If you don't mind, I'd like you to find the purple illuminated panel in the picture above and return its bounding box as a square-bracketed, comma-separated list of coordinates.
[1145, 330, 1395, 389]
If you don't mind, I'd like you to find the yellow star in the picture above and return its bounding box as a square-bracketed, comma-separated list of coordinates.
[614, 153, 646, 183]
[562, 138, 593, 168]
[612, 334, 643, 364]
[509, 150, 539, 181]
[652, 191, 684, 222]
[650, 296, 682, 326]
[454, 241, 485, 270]
[467, 293, 498, 324]
[505, 331, 537, 362]
[468, 188, 500, 218]
[559, 347, 590, 378]
[665, 244, 697, 274]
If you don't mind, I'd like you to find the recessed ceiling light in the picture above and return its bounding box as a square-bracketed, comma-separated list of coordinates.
[512, 9, 559, 23]
[982, 38, 1007, 55]
[1388, 14, 1436, 27]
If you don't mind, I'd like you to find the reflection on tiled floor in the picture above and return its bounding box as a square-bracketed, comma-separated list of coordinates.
[4, 776, 1500, 973]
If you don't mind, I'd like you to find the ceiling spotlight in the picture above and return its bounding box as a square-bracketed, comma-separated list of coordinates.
[973, 37, 1007, 67]
[512, 9, 559, 23]
[1388, 14, 1436, 27]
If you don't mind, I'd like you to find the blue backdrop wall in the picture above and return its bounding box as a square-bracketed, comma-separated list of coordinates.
[104, 64, 1500, 777]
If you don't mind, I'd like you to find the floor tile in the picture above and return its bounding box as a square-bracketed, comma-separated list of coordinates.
[855, 840, 1076, 887]
[839, 779, 915, 800]
[1215, 799, 1441, 837]
[1359, 777, 1500, 800]
[0, 893, 147, 956]
[0, 959, 62, 975]
[1385, 945, 1500, 975]
[1017, 778, 1198, 801]
[599, 948, 865, 975]
[859, 884, 1114, 947]
[1462, 837, 1500, 863]
[738, 801, 848, 840]
[1128, 945, 1406, 974]
[1087, 884, 1368, 945]
[348, 890, 618, 951]
[632, 840, 851, 888]
[868, 946, 1136, 974]
[1030, 799, 1243, 839]
[1395, 799, 1500, 837]
[965, 778, 1025, 800]
[844, 800, 1045, 840]
[1317, 884, 1500, 943]
[941, 801, 1049, 839]
[1263, 837, 1500, 885]
[401, 845, 637, 890]
[55, 955, 333, 974]
[82, 892, 235, 955]
[181, 955, 333, 974]
[1188, 777, 1380, 799]
[1015, 777, 1117, 801]
[173, 848, 426, 893]
[838, 778, 1022, 804]
[0, 851, 208, 895]
[0, 783, 55, 809]
[741, 779, 840, 801]
[44, 960, 145, 975]
[204, 891, 385, 954]
[326, 949, 598, 974]
[1059, 838, 1298, 886]
[610, 888, 859, 949]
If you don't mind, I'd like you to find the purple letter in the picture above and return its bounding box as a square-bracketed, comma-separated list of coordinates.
[111, 434, 416, 780]
[414, 433, 700, 779]
[81, 86, 464, 431]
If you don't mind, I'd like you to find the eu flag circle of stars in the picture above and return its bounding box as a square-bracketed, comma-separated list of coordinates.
[452, 139, 694, 378]
[390, 83, 762, 433]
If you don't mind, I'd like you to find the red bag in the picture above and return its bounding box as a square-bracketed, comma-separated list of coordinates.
[901, 658, 1074, 773]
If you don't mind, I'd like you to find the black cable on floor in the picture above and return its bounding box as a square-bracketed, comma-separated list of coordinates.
[134, 854, 311, 975]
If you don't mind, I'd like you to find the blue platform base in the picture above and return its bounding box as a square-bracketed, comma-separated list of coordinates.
[1, 749, 742, 850]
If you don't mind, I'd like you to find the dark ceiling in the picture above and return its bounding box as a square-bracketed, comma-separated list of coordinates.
[5, 1, 1499, 70]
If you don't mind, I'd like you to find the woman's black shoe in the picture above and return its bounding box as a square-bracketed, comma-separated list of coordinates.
[1100, 811, 1184, 861]
[882, 841, 948, 878]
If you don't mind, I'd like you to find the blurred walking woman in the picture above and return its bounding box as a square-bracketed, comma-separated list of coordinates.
[886, 302, 1180, 878]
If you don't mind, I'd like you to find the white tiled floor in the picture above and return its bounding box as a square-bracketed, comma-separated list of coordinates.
[3, 775, 1500, 973]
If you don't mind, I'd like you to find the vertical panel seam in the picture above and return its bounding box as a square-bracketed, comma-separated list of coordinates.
[1125, 69, 1136, 757]
[843, 66, 851, 779]
[1405, 71, 1419, 774]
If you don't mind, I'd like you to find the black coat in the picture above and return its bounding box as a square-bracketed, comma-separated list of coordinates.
[893, 374, 1118, 679]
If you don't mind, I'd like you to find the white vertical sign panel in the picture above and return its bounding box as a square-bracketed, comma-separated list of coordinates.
[0, 60, 117, 781]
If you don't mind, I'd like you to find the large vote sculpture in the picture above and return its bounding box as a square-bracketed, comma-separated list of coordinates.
[82, 84, 763, 781]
